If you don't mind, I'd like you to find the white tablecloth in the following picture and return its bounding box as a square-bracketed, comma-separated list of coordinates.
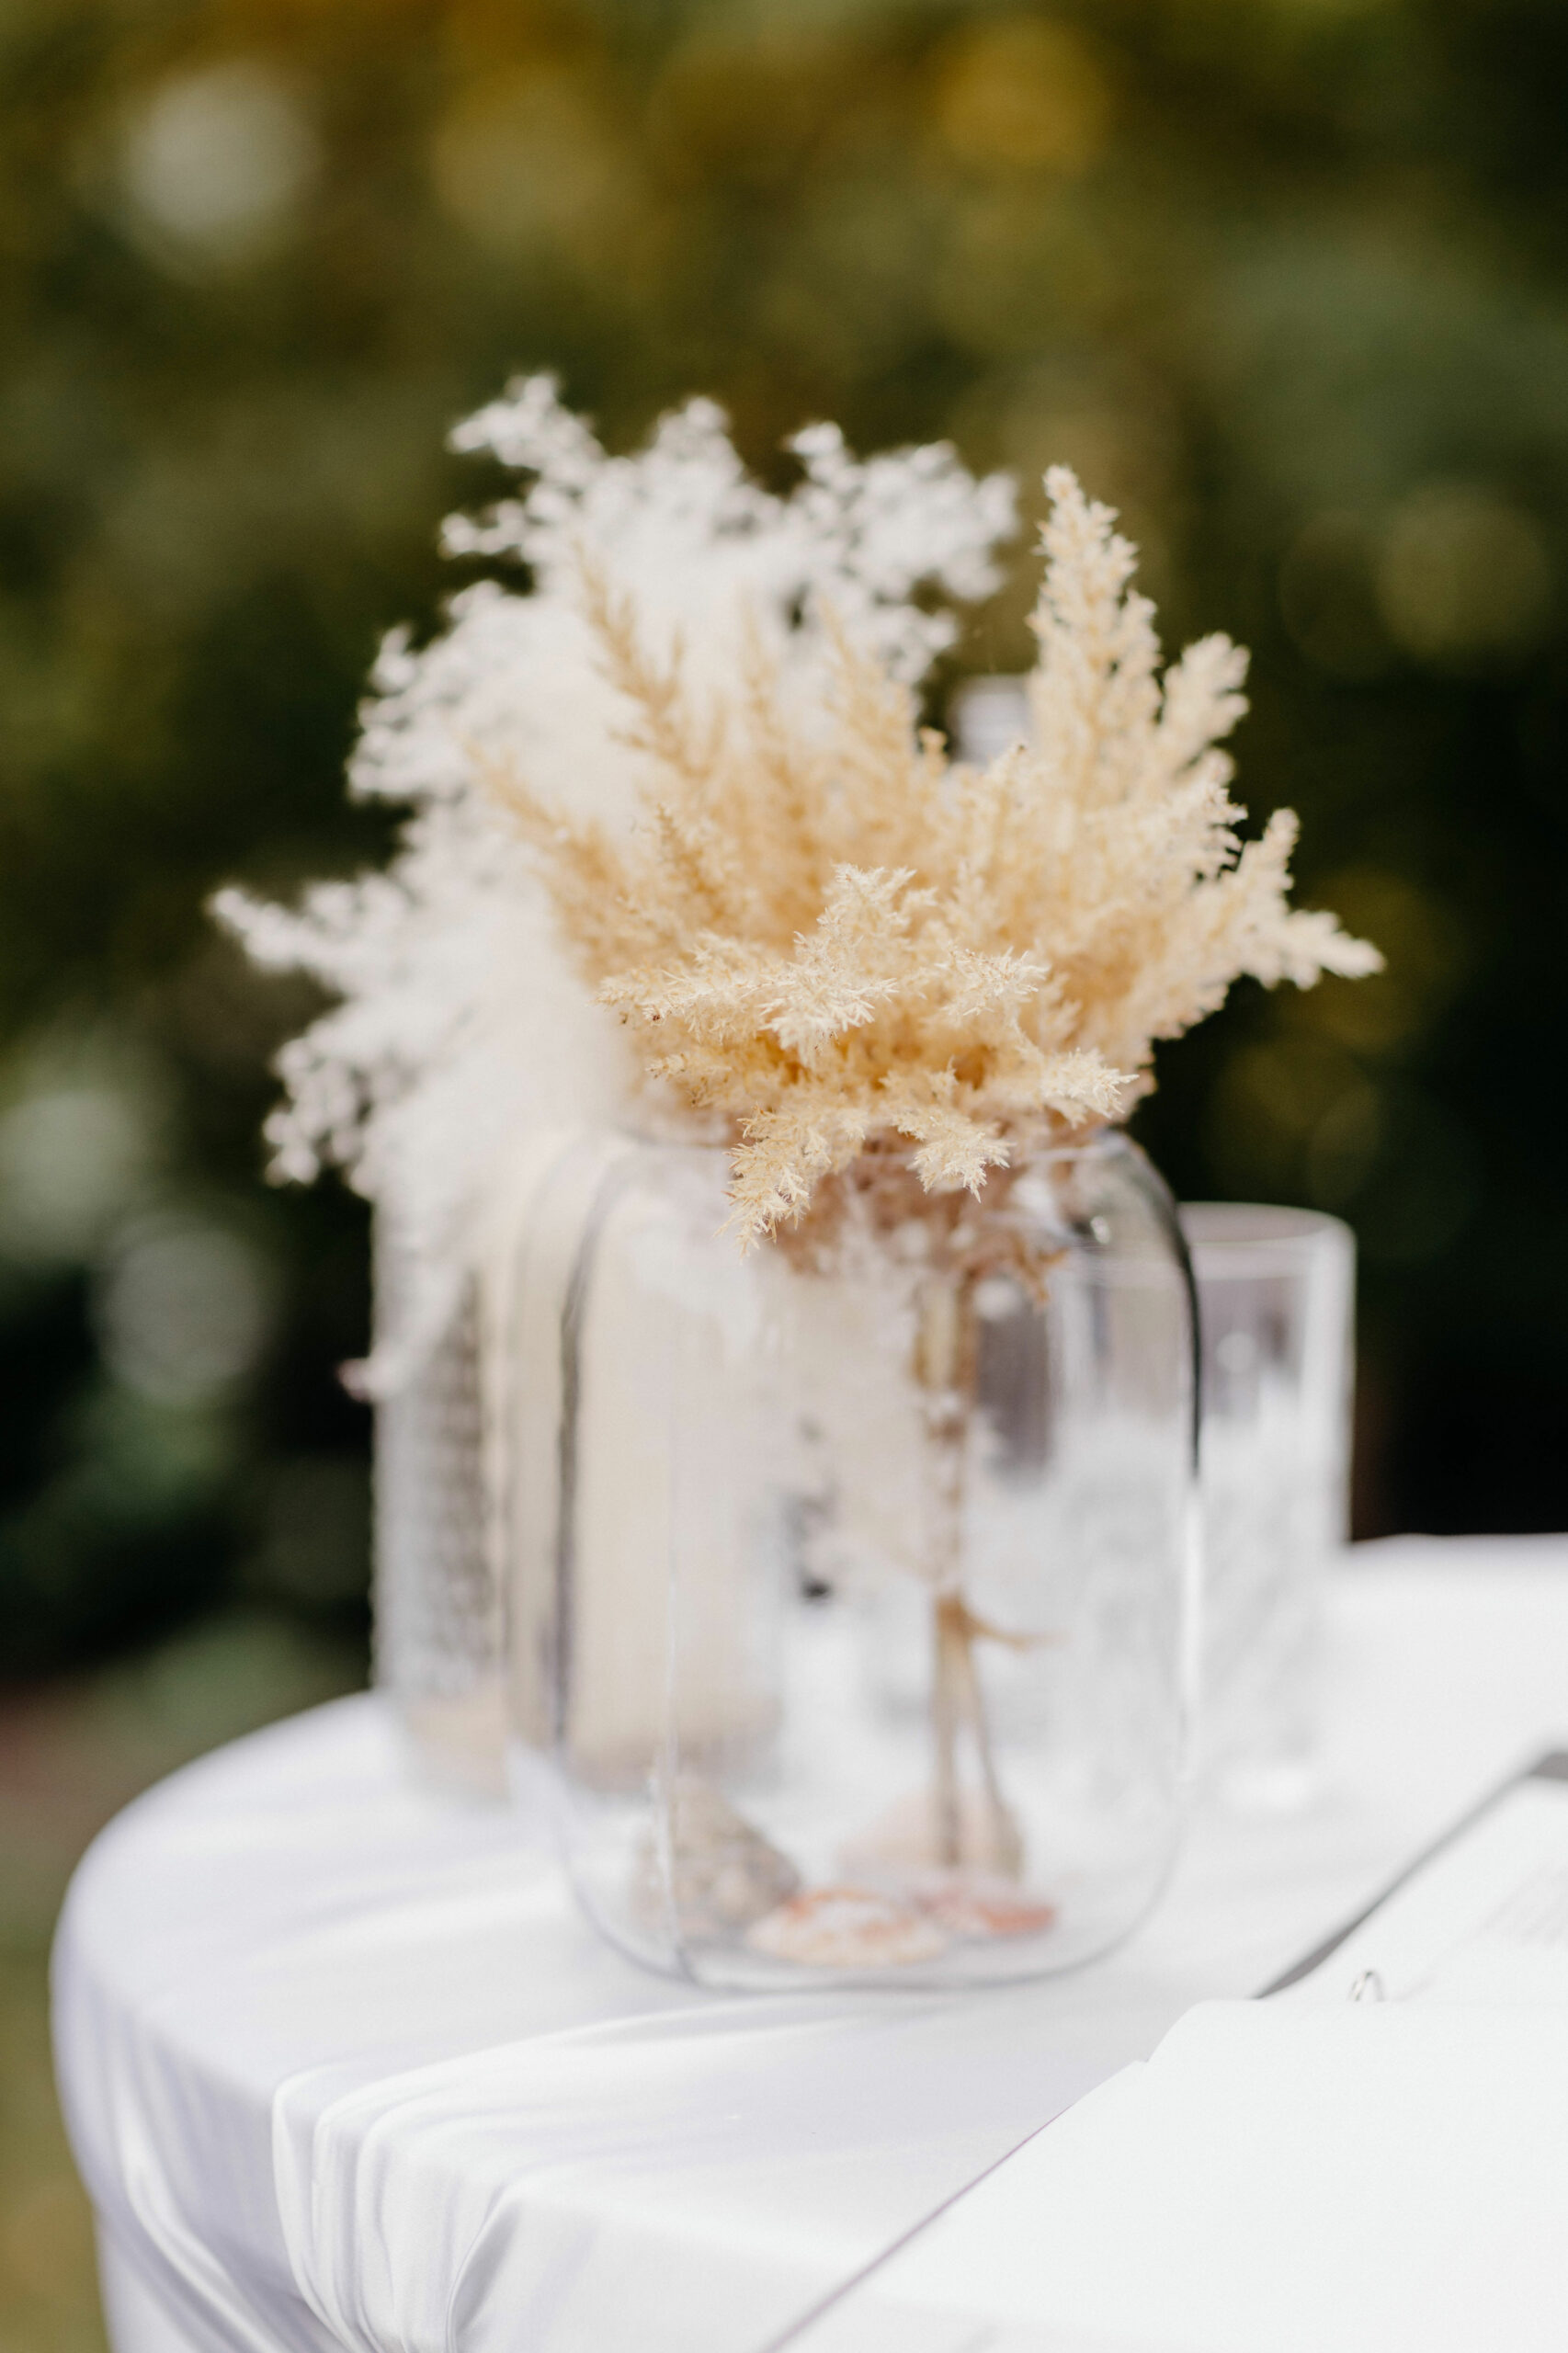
[52, 1536, 1568, 2353]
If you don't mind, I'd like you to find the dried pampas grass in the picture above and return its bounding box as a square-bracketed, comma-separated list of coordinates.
[500, 471, 1380, 1245]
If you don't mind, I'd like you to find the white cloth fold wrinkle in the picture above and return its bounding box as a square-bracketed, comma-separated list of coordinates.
[51, 1698, 638, 2353]
[273, 1995, 1066, 2353]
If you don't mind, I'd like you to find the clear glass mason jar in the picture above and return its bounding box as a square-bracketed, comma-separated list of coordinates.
[508, 1128, 1199, 1990]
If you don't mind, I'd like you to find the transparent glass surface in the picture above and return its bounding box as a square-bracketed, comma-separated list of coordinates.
[371, 1221, 505, 1793]
[1178, 1203, 1354, 1808]
[512, 1131, 1199, 1991]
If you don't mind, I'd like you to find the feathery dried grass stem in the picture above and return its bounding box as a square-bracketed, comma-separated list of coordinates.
[918, 1268, 1027, 1876]
[934, 1593, 1025, 1877]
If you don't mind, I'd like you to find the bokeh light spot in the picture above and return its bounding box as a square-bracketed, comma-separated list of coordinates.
[933, 18, 1112, 177]
[115, 60, 319, 276]
[96, 1215, 277, 1404]
[1306, 868, 1467, 1052]
[0, 1086, 153, 1264]
[1279, 512, 1392, 679]
[1375, 483, 1553, 668]
[1305, 1082, 1384, 1207]
[430, 68, 634, 267]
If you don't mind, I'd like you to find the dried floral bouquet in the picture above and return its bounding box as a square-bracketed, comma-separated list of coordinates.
[222, 383, 1376, 1954]
[497, 472, 1378, 1889]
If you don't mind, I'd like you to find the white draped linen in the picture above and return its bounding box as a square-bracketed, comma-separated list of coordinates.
[52, 1537, 1568, 2353]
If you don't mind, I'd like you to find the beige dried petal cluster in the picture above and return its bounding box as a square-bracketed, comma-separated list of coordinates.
[500, 471, 1379, 1244]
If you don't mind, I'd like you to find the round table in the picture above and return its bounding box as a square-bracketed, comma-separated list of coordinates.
[52, 1536, 1568, 2353]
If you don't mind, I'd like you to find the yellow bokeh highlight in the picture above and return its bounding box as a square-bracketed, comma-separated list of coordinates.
[931, 17, 1112, 177]
[1303, 869, 1467, 1054]
[429, 64, 642, 270]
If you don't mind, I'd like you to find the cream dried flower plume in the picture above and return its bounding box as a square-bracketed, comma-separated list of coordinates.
[214, 380, 1014, 1378]
[503, 470, 1380, 1245]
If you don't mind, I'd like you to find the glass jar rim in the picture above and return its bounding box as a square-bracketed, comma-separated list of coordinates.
[1179, 1200, 1353, 1275]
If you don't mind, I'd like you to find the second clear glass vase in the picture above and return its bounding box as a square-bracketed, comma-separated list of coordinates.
[509, 1128, 1199, 1990]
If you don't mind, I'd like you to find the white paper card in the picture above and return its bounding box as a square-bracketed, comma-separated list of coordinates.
[779, 1761, 1568, 2353]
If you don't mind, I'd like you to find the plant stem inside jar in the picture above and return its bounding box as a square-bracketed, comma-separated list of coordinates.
[916, 1268, 1026, 1878]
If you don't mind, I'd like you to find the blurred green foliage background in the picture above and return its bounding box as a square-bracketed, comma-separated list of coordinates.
[4, 0, 1568, 1696]
[2, 3, 1566, 2337]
